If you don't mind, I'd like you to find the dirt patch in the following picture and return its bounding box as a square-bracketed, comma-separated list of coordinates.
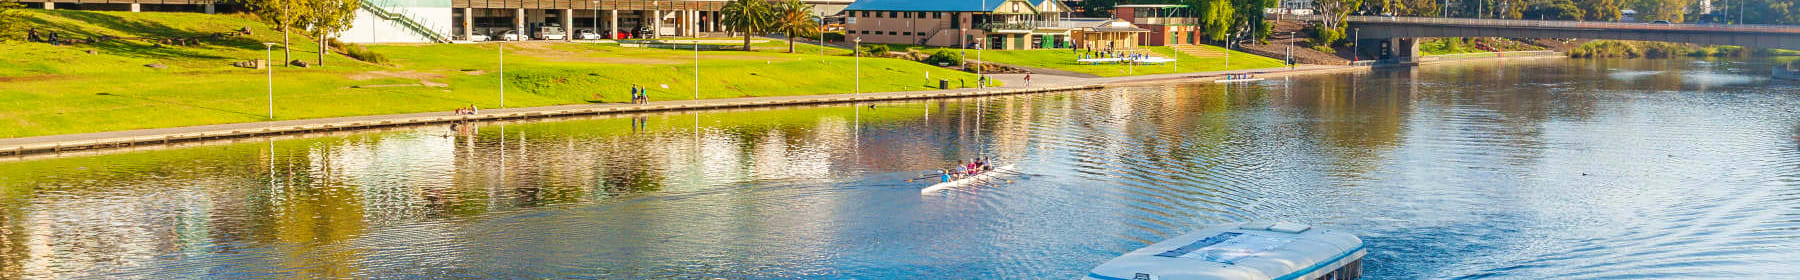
[349, 71, 446, 81]
[504, 41, 687, 64]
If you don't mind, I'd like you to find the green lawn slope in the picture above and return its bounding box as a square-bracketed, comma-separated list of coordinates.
[0, 10, 982, 138]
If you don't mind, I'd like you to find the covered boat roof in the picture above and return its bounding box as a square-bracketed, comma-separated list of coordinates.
[1084, 222, 1365, 280]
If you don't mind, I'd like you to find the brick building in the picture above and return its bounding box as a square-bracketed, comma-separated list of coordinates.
[842, 0, 1074, 50]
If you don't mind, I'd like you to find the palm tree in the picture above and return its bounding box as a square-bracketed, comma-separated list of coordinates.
[720, 0, 774, 51]
[770, 0, 818, 53]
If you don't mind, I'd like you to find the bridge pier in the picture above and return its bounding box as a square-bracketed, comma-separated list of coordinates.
[1356, 37, 1418, 65]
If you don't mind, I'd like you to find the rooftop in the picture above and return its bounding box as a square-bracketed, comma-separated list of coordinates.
[844, 0, 1006, 12]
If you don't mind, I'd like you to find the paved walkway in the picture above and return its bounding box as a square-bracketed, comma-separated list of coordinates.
[0, 64, 1359, 156]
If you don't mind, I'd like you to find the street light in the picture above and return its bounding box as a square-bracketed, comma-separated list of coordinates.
[694, 35, 700, 100]
[854, 36, 861, 93]
[592, 0, 599, 42]
[263, 42, 277, 120]
[1287, 31, 1295, 70]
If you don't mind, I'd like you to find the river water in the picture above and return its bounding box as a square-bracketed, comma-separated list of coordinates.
[3, 58, 1799, 279]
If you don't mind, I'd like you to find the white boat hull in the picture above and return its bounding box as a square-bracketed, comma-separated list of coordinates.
[920, 164, 1015, 194]
[1213, 78, 1264, 83]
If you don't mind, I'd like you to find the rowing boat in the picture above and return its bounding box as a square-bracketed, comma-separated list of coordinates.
[1212, 78, 1264, 83]
[920, 164, 1015, 194]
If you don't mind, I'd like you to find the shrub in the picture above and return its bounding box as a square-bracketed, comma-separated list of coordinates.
[329, 39, 390, 65]
[923, 50, 961, 66]
[860, 44, 890, 57]
[1312, 28, 1344, 47]
[823, 31, 844, 42]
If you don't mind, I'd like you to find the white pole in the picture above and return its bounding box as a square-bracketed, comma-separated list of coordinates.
[264, 43, 274, 120]
[855, 37, 862, 93]
[695, 38, 700, 100]
[500, 35, 506, 109]
[593, 1, 599, 42]
[1287, 32, 1294, 70]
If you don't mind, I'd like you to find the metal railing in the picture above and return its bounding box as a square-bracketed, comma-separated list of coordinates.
[362, 0, 452, 43]
[1132, 17, 1197, 25]
[1281, 14, 1800, 34]
[980, 22, 1038, 31]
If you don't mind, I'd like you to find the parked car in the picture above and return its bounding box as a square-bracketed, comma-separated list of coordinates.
[536, 25, 567, 40]
[1651, 20, 1671, 24]
[499, 30, 523, 41]
[467, 33, 491, 42]
[575, 29, 602, 40]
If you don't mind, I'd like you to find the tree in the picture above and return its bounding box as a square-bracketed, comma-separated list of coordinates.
[1629, 0, 1694, 22]
[1197, 0, 1235, 41]
[1735, 0, 1800, 24]
[720, 0, 774, 51]
[1314, 0, 1364, 44]
[1077, 0, 1123, 17]
[303, 0, 358, 66]
[1581, 0, 1624, 21]
[1401, 0, 1440, 16]
[770, 0, 817, 53]
[1233, 0, 1279, 42]
[236, 0, 310, 65]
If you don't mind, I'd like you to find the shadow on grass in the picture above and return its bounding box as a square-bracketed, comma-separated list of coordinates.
[26, 10, 276, 60]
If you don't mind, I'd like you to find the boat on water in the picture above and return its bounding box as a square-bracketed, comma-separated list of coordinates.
[1084, 222, 1365, 280]
[920, 164, 1015, 194]
[1213, 73, 1264, 83]
[1775, 64, 1800, 81]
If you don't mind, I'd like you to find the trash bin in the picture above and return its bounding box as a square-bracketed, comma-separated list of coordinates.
[939, 79, 949, 89]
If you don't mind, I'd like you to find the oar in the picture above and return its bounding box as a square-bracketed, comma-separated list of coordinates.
[905, 172, 951, 183]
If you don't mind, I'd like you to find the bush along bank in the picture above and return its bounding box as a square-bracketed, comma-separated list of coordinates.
[1569, 40, 1797, 58]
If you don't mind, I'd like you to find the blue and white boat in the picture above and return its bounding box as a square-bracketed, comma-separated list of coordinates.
[1084, 222, 1365, 280]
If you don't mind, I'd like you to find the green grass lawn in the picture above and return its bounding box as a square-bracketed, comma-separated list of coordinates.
[870, 44, 1285, 77]
[0, 10, 981, 138]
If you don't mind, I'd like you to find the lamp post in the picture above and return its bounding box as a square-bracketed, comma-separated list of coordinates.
[592, 1, 599, 42]
[499, 29, 506, 109]
[1287, 31, 1295, 70]
[854, 37, 862, 94]
[694, 35, 700, 100]
[263, 42, 277, 120]
[1352, 27, 1359, 64]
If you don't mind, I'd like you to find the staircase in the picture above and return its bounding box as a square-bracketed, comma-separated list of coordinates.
[360, 0, 451, 43]
[1171, 44, 1225, 58]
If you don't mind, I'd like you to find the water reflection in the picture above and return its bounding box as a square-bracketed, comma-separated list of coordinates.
[1, 58, 1799, 279]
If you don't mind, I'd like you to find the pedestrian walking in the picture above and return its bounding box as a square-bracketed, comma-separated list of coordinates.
[1024, 72, 1032, 87]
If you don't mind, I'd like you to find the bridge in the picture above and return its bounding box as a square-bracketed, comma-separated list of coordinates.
[1290, 15, 1800, 64]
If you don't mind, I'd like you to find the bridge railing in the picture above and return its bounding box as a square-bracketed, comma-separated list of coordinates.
[1281, 15, 1800, 34]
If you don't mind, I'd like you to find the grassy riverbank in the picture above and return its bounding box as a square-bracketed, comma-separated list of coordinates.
[0, 10, 982, 138]
[1569, 40, 1800, 58]
[873, 44, 1284, 77]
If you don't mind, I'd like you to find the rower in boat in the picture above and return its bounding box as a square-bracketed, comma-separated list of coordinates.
[917, 157, 1017, 194]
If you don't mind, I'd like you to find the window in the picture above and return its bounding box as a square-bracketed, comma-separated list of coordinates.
[889, 11, 897, 18]
[861, 11, 868, 17]
[903, 32, 912, 36]
[889, 31, 897, 35]
[917, 12, 926, 18]
[934, 12, 942, 19]
[903, 12, 910, 18]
